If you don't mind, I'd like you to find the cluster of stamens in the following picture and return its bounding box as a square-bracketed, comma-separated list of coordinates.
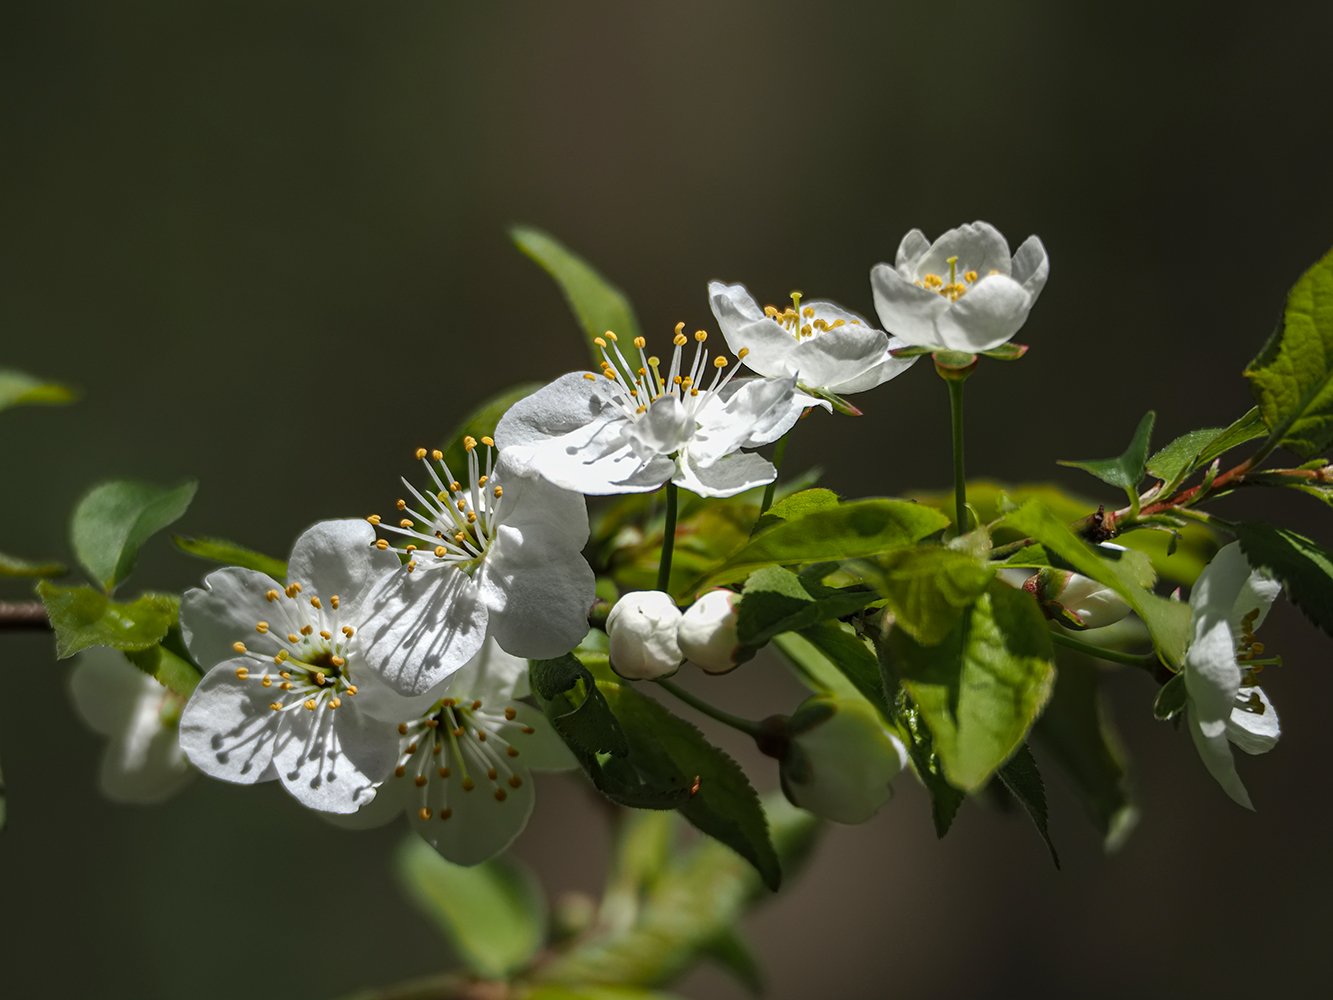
[230, 582, 359, 716]
[763, 290, 863, 340]
[1235, 608, 1278, 700]
[393, 698, 536, 821]
[914, 255, 986, 302]
[368, 438, 504, 574]
[583, 325, 749, 417]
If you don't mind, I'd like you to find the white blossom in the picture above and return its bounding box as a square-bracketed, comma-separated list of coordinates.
[870, 220, 1049, 353]
[677, 589, 742, 674]
[178, 519, 403, 814]
[357, 441, 595, 697]
[494, 327, 806, 498]
[606, 591, 684, 680]
[780, 696, 907, 824]
[708, 282, 916, 407]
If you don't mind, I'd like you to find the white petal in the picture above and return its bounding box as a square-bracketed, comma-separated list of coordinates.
[789, 325, 890, 391]
[827, 337, 919, 394]
[1190, 542, 1253, 619]
[180, 566, 283, 671]
[1227, 687, 1281, 755]
[1188, 711, 1253, 810]
[408, 763, 536, 866]
[674, 450, 776, 499]
[286, 519, 401, 615]
[443, 639, 531, 703]
[69, 648, 147, 735]
[934, 275, 1032, 352]
[272, 699, 397, 814]
[624, 395, 693, 457]
[493, 371, 620, 451]
[495, 457, 591, 552]
[357, 566, 489, 696]
[870, 263, 951, 349]
[915, 221, 1013, 279]
[1011, 235, 1050, 298]
[318, 780, 403, 830]
[479, 527, 595, 659]
[721, 317, 799, 380]
[894, 229, 931, 270]
[178, 665, 282, 784]
[695, 375, 802, 461]
[708, 280, 767, 352]
[1184, 615, 1244, 738]
[1232, 570, 1282, 634]
[100, 722, 193, 805]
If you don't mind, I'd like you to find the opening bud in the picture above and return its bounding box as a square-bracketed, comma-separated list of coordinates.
[678, 589, 742, 674]
[1027, 567, 1132, 631]
[606, 591, 684, 680]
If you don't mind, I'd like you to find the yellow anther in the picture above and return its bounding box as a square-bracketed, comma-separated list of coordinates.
[314, 672, 326, 687]
[287, 583, 301, 596]
[375, 539, 389, 551]
[235, 666, 249, 679]
[405, 545, 417, 553]
[300, 624, 313, 636]
[923, 273, 943, 288]
[415, 775, 428, 788]
[466, 512, 477, 524]
[232, 642, 247, 654]
[439, 766, 451, 778]
[261, 676, 272, 688]
[481, 435, 494, 447]
[269, 702, 282, 711]
[463, 435, 477, 451]
[803, 306, 815, 319]
[964, 269, 979, 283]
[605, 330, 619, 342]
[454, 532, 466, 544]
[331, 655, 345, 668]
[414, 447, 428, 460]
[431, 449, 443, 461]
[472, 700, 482, 710]
[738, 347, 750, 359]
[342, 626, 354, 638]
[583, 372, 597, 381]
[309, 595, 322, 610]
[508, 774, 523, 789]
[521, 725, 536, 735]
[493, 485, 503, 498]
[319, 629, 331, 640]
[419, 807, 433, 821]
[406, 742, 419, 754]
[603, 369, 618, 380]
[394, 765, 406, 777]
[714, 356, 728, 368]
[453, 726, 465, 738]
[397, 722, 410, 735]
[494, 788, 507, 802]
[274, 650, 289, 663]
[449, 480, 462, 492]
[280, 671, 292, 680]
[674, 333, 688, 346]
[462, 777, 476, 792]
[395, 499, 407, 510]
[456, 499, 467, 512]
[329, 698, 341, 709]
[366, 514, 381, 526]
[303, 699, 317, 711]
[504, 707, 517, 721]
[593, 336, 607, 348]
[287, 632, 300, 643]
[694, 329, 708, 342]
[256, 621, 269, 634]
[690, 388, 700, 396]
[406, 560, 417, 573]
[434, 545, 446, 557]
[265, 589, 280, 602]
[399, 518, 414, 529]
[440, 808, 453, 821]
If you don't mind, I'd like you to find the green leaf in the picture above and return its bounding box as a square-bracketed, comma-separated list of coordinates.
[700, 499, 949, 589]
[860, 547, 993, 645]
[781, 621, 888, 718]
[1147, 408, 1267, 489]
[1153, 672, 1188, 721]
[1245, 247, 1333, 457]
[36, 582, 178, 659]
[123, 641, 202, 699]
[71, 479, 197, 591]
[995, 744, 1060, 869]
[394, 837, 546, 980]
[512, 225, 642, 364]
[441, 382, 544, 475]
[734, 567, 877, 649]
[892, 687, 966, 837]
[530, 654, 629, 757]
[0, 550, 65, 578]
[1058, 411, 1155, 494]
[172, 535, 287, 579]
[1033, 655, 1138, 850]
[700, 930, 764, 996]
[753, 487, 840, 533]
[598, 680, 782, 891]
[0, 369, 76, 412]
[882, 580, 1055, 792]
[1232, 521, 1333, 637]
[1002, 501, 1192, 665]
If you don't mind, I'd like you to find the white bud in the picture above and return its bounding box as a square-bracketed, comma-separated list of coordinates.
[606, 591, 684, 679]
[780, 697, 907, 824]
[678, 590, 742, 674]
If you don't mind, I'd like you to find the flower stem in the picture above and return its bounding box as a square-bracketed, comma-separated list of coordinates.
[947, 377, 968, 534]
[1049, 628, 1159, 670]
[657, 481, 679, 593]
[758, 434, 791, 518]
[655, 676, 764, 738]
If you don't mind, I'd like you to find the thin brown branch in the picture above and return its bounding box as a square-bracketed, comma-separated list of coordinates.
[0, 601, 51, 632]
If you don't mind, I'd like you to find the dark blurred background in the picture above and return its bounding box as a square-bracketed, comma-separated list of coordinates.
[3, 2, 1333, 997]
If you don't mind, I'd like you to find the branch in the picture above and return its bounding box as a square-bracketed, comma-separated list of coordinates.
[0, 601, 51, 632]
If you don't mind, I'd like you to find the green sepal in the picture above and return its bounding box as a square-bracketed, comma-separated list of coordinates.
[979, 342, 1028, 361]
[798, 385, 862, 416]
[888, 344, 934, 359]
[70, 479, 198, 592]
[1057, 411, 1155, 497]
[36, 581, 178, 659]
[1153, 672, 1188, 721]
[172, 535, 287, 579]
[932, 350, 978, 378]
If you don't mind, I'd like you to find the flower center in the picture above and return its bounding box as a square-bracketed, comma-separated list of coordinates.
[1235, 607, 1281, 679]
[229, 583, 361, 715]
[762, 290, 863, 342]
[369, 438, 505, 576]
[915, 256, 984, 302]
[392, 697, 535, 821]
[583, 325, 747, 422]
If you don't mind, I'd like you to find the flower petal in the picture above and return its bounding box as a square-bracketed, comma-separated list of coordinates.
[827, 336, 919, 394]
[1188, 710, 1254, 810]
[708, 280, 767, 352]
[272, 699, 397, 814]
[697, 375, 803, 459]
[180, 566, 283, 671]
[286, 519, 401, 615]
[494, 371, 620, 450]
[479, 526, 595, 659]
[789, 325, 891, 391]
[673, 450, 776, 498]
[100, 721, 193, 805]
[721, 317, 799, 380]
[1185, 614, 1244, 739]
[915, 221, 1012, 279]
[934, 274, 1032, 352]
[409, 763, 536, 866]
[179, 665, 282, 784]
[895, 229, 931, 270]
[870, 263, 951, 349]
[498, 705, 576, 772]
[69, 648, 146, 735]
[358, 567, 489, 696]
[444, 639, 531, 703]
[1227, 687, 1281, 755]
[1011, 235, 1050, 298]
[495, 458, 591, 553]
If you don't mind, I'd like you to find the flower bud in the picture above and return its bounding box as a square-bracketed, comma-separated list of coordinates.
[779, 696, 907, 824]
[678, 590, 742, 674]
[606, 591, 684, 679]
[1028, 566, 1132, 631]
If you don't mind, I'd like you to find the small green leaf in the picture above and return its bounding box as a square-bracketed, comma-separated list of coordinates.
[783, 621, 888, 718]
[37, 581, 178, 659]
[1147, 408, 1267, 489]
[123, 641, 202, 699]
[0, 369, 76, 412]
[882, 580, 1055, 792]
[1058, 411, 1155, 494]
[860, 547, 993, 645]
[530, 654, 629, 757]
[598, 680, 782, 891]
[512, 225, 642, 364]
[1245, 248, 1333, 457]
[1153, 672, 1188, 721]
[734, 566, 877, 649]
[753, 487, 840, 533]
[1232, 521, 1333, 637]
[996, 745, 1060, 869]
[701, 499, 949, 589]
[172, 535, 287, 579]
[892, 687, 966, 838]
[0, 550, 66, 578]
[71, 479, 197, 591]
[395, 837, 546, 980]
[1034, 655, 1138, 850]
[441, 382, 545, 475]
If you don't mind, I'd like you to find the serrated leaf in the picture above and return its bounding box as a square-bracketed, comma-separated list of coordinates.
[734, 566, 876, 649]
[512, 225, 642, 364]
[0, 369, 76, 412]
[441, 382, 544, 476]
[882, 580, 1055, 792]
[784, 621, 888, 718]
[1058, 411, 1155, 493]
[123, 641, 202, 699]
[36, 582, 178, 659]
[172, 535, 287, 579]
[598, 680, 781, 890]
[395, 837, 546, 980]
[1034, 655, 1138, 851]
[1148, 409, 1267, 489]
[892, 687, 966, 837]
[530, 654, 629, 757]
[0, 550, 65, 578]
[860, 547, 993, 645]
[700, 499, 949, 589]
[996, 744, 1060, 869]
[753, 487, 840, 533]
[71, 479, 197, 591]
[1232, 521, 1333, 637]
[1245, 248, 1333, 457]
[1002, 501, 1192, 665]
